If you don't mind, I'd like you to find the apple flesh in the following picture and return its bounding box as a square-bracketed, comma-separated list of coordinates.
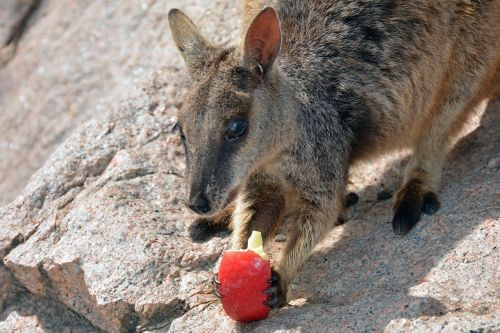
[218, 231, 271, 322]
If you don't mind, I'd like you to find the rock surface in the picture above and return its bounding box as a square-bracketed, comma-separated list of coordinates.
[0, 0, 239, 206]
[1, 1, 499, 332]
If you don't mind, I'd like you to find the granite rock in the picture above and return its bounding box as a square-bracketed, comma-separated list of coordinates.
[0, 0, 240, 206]
[0, 1, 499, 332]
[0, 287, 97, 333]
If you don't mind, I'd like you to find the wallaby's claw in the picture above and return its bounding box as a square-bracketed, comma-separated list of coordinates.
[263, 286, 277, 295]
[264, 269, 286, 308]
[268, 274, 279, 286]
[189, 218, 226, 242]
[377, 189, 393, 201]
[213, 273, 222, 298]
[264, 289, 286, 308]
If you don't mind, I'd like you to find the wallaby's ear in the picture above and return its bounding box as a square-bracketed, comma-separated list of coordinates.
[168, 9, 211, 72]
[244, 7, 281, 76]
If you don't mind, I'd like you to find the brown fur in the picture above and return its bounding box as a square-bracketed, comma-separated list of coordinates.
[169, 0, 500, 306]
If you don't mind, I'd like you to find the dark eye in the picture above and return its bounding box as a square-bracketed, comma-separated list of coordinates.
[225, 118, 248, 142]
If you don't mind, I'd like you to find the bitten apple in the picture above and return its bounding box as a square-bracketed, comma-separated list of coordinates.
[218, 231, 271, 322]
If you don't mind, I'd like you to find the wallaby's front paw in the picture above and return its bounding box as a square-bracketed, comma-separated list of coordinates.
[189, 218, 225, 242]
[264, 269, 287, 308]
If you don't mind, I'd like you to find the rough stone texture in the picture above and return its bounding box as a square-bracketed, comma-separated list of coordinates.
[0, 264, 14, 311]
[0, 0, 240, 206]
[0, 0, 35, 46]
[0, 76, 228, 332]
[0, 288, 98, 333]
[1, 1, 499, 332]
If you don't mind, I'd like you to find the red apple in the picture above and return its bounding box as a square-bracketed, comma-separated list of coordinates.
[218, 249, 271, 322]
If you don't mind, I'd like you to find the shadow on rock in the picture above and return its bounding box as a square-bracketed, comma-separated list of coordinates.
[0, 286, 99, 333]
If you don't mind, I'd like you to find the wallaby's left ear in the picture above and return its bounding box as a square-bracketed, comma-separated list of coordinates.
[244, 7, 281, 75]
[168, 9, 211, 73]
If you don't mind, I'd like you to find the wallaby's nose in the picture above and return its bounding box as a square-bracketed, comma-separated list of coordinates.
[188, 193, 211, 214]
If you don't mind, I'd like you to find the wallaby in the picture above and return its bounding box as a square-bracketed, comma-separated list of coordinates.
[168, 0, 499, 307]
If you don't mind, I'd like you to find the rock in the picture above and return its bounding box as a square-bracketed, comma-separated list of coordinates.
[1, 0, 240, 330]
[0, 0, 39, 47]
[0, 288, 98, 332]
[385, 312, 499, 332]
[0, 264, 14, 311]
[376, 189, 393, 201]
[1, 81, 230, 332]
[0, 0, 240, 206]
[1, 1, 499, 332]
[0, 0, 41, 67]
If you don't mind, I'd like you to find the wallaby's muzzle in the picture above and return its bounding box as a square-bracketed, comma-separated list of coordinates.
[187, 191, 211, 215]
[185, 150, 237, 217]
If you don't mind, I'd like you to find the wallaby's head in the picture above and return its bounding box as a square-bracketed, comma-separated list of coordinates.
[169, 7, 285, 216]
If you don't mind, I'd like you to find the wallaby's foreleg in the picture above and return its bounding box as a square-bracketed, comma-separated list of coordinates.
[267, 199, 342, 308]
[231, 172, 285, 249]
[188, 202, 235, 242]
[214, 173, 285, 300]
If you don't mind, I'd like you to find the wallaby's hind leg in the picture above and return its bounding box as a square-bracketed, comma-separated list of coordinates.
[392, 95, 488, 235]
[393, 175, 442, 235]
[189, 202, 234, 242]
[231, 172, 285, 249]
[392, 22, 499, 234]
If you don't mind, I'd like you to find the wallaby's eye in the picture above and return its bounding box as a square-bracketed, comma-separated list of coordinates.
[225, 118, 248, 142]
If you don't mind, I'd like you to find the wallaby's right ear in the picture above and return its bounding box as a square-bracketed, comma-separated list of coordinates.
[244, 7, 281, 78]
[168, 9, 210, 73]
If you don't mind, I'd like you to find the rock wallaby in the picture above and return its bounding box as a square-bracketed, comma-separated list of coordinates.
[168, 0, 499, 307]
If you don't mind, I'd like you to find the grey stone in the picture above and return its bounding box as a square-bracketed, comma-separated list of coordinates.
[0, 288, 99, 333]
[0, 0, 38, 47]
[0, 1, 499, 332]
[0, 0, 240, 206]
